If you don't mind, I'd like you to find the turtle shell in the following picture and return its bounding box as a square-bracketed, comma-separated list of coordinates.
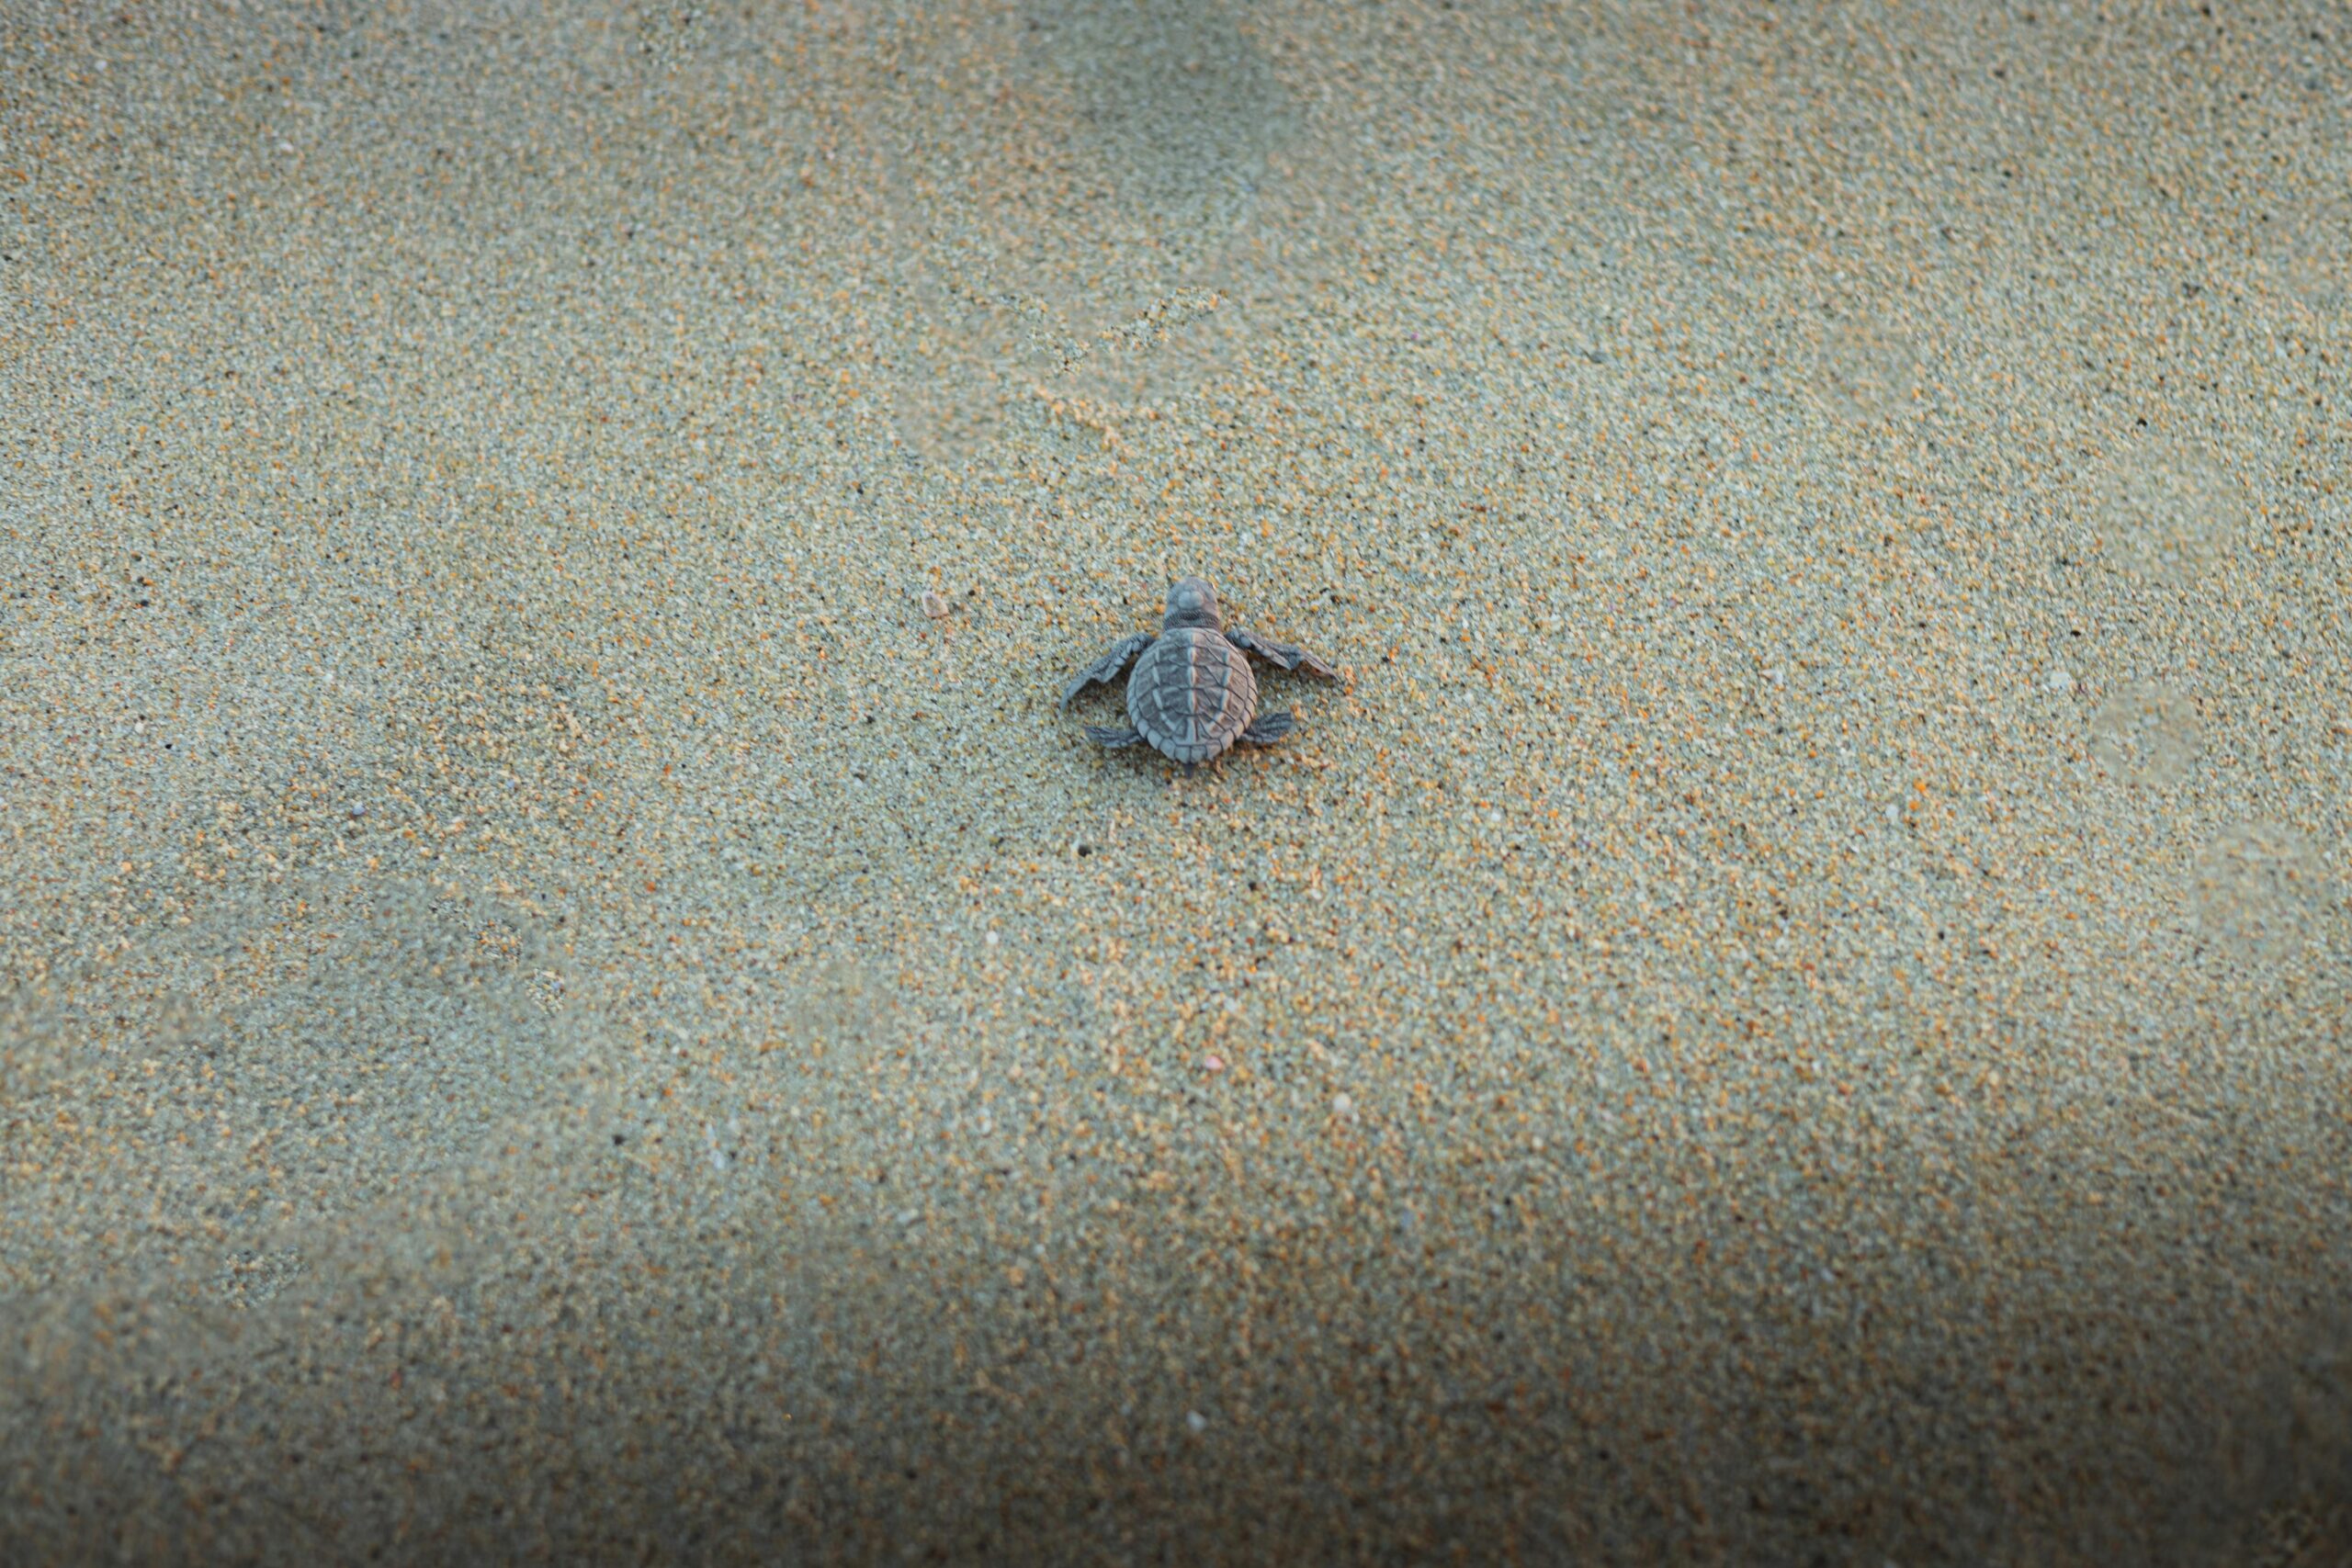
[1126, 627, 1259, 763]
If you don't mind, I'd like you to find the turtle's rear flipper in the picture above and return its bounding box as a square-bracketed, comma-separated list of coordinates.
[1239, 711, 1296, 745]
[1085, 725, 1148, 748]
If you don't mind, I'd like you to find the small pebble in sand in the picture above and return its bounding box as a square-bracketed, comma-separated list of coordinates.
[922, 589, 949, 619]
[1186, 1411, 1207, 1434]
[1202, 1055, 1225, 1073]
[1332, 1093, 1354, 1117]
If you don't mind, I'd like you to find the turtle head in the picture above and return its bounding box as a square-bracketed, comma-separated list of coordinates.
[1163, 576, 1224, 630]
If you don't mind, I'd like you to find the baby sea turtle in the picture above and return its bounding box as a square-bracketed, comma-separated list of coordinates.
[1060, 576, 1340, 764]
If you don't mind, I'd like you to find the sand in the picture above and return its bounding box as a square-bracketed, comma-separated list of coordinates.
[2, 0, 2347, 1562]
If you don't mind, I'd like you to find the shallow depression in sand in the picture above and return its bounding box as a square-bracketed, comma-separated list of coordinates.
[2089, 678, 2201, 787]
[2187, 823, 2337, 969]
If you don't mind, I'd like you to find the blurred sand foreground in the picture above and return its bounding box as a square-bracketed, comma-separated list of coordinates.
[3, 0, 2348, 1561]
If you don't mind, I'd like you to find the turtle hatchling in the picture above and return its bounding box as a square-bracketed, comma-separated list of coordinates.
[1060, 577, 1340, 764]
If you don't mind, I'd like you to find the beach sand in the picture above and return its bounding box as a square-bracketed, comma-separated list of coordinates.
[3, 0, 2347, 1561]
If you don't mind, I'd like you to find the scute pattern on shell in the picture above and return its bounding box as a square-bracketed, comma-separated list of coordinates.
[1127, 627, 1259, 763]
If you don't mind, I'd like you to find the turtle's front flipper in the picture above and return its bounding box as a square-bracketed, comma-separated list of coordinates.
[1238, 711, 1297, 745]
[1084, 725, 1148, 748]
[1227, 628, 1339, 680]
[1059, 632, 1157, 710]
